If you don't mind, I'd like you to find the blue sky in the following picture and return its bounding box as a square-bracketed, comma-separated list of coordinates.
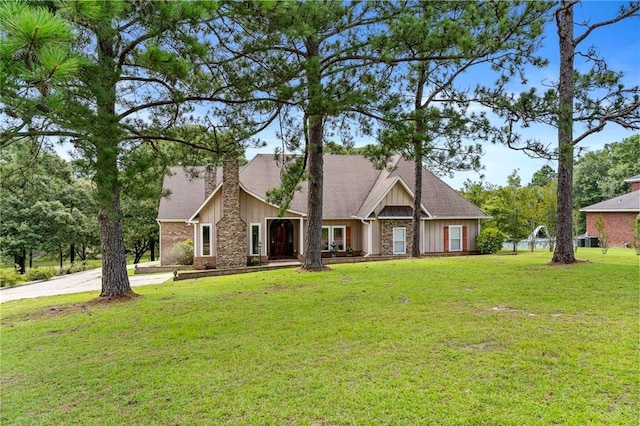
[446, 0, 640, 190]
[246, 1, 640, 190]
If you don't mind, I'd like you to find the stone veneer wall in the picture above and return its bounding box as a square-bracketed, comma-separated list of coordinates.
[216, 157, 247, 269]
[381, 219, 413, 256]
[194, 256, 216, 269]
[160, 222, 193, 266]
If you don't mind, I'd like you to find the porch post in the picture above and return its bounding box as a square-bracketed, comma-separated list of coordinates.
[193, 223, 198, 257]
[299, 217, 304, 255]
[263, 218, 268, 257]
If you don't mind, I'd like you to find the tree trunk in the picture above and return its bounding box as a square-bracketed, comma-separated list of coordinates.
[95, 140, 132, 296]
[59, 244, 63, 269]
[70, 243, 75, 264]
[302, 113, 326, 270]
[98, 190, 132, 297]
[14, 251, 26, 274]
[552, 1, 577, 264]
[93, 35, 134, 297]
[150, 238, 155, 262]
[302, 40, 326, 270]
[411, 67, 427, 258]
[412, 138, 422, 258]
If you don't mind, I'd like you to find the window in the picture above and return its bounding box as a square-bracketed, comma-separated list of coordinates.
[201, 224, 212, 256]
[449, 225, 462, 252]
[321, 226, 330, 251]
[321, 226, 346, 251]
[393, 227, 406, 254]
[250, 223, 261, 256]
[332, 226, 345, 251]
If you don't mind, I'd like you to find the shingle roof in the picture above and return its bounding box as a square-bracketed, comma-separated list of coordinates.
[624, 174, 640, 183]
[157, 166, 222, 220]
[387, 156, 488, 218]
[580, 191, 640, 212]
[158, 154, 488, 220]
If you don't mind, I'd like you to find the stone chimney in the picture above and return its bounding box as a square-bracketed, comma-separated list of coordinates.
[204, 164, 217, 198]
[215, 156, 247, 269]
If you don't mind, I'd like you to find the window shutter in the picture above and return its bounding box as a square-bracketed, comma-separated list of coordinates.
[346, 226, 351, 248]
[462, 226, 468, 252]
[443, 226, 449, 252]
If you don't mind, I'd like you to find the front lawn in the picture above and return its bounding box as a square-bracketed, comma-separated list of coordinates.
[1, 249, 638, 424]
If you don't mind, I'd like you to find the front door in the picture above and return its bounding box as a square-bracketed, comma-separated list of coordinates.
[270, 220, 294, 258]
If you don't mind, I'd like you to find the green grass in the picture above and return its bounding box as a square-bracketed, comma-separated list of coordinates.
[2, 249, 638, 425]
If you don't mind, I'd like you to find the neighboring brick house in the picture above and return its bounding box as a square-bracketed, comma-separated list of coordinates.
[580, 174, 640, 247]
[157, 154, 489, 268]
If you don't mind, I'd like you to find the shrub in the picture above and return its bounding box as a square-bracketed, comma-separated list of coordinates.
[476, 227, 505, 254]
[166, 239, 194, 265]
[25, 267, 55, 282]
[594, 215, 609, 254]
[0, 269, 23, 287]
[633, 214, 640, 255]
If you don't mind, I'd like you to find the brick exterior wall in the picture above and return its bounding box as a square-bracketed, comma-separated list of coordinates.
[631, 181, 640, 192]
[160, 222, 193, 266]
[216, 157, 247, 269]
[586, 212, 638, 247]
[381, 219, 413, 255]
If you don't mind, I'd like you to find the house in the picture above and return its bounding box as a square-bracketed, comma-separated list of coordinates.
[157, 154, 489, 268]
[579, 174, 640, 247]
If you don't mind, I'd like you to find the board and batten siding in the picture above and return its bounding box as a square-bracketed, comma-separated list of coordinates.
[240, 191, 290, 224]
[321, 219, 363, 251]
[372, 183, 414, 217]
[423, 219, 479, 253]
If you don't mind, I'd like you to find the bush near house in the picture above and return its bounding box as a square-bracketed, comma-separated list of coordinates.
[165, 239, 194, 265]
[475, 227, 505, 254]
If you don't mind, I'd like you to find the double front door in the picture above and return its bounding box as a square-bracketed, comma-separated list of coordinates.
[270, 220, 294, 258]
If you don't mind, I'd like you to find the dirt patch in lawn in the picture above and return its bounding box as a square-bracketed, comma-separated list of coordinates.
[2, 294, 139, 326]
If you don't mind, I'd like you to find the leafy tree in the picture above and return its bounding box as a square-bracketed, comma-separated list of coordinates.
[593, 215, 609, 254]
[0, 139, 88, 271]
[483, 2, 640, 263]
[633, 214, 640, 255]
[529, 165, 557, 188]
[323, 141, 374, 156]
[460, 179, 498, 210]
[29, 200, 75, 268]
[484, 170, 534, 252]
[368, 0, 550, 257]
[0, 194, 38, 273]
[1, 1, 254, 297]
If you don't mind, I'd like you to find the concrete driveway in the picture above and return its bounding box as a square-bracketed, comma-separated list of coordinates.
[0, 263, 173, 303]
